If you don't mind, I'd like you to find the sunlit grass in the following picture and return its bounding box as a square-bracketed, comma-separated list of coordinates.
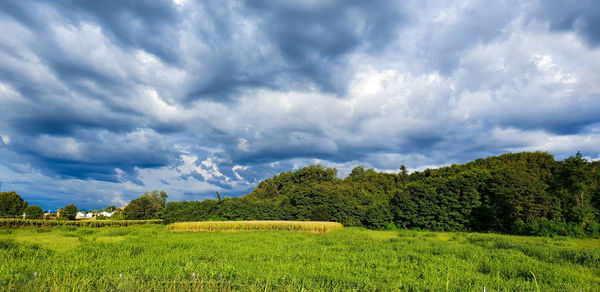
[0, 225, 598, 290]
[0, 219, 162, 228]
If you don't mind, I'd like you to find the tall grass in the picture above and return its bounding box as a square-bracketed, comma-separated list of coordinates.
[167, 220, 343, 233]
[0, 219, 162, 228]
[0, 226, 598, 290]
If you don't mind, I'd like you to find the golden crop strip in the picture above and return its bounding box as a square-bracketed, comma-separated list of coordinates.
[166, 221, 344, 233]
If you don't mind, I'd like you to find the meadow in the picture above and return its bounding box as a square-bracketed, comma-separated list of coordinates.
[1, 225, 599, 291]
[0, 219, 163, 228]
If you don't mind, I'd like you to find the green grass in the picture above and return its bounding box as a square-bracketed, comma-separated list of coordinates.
[0, 225, 598, 291]
[0, 218, 163, 228]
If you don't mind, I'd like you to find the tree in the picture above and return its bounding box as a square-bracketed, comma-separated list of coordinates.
[552, 152, 595, 223]
[124, 190, 168, 220]
[24, 205, 43, 219]
[62, 204, 78, 220]
[0, 191, 28, 218]
[104, 205, 117, 212]
[398, 165, 409, 185]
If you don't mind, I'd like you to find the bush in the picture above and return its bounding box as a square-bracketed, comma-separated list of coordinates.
[514, 218, 592, 238]
[108, 210, 125, 220]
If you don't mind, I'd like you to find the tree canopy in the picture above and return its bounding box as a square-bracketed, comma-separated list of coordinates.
[124, 190, 168, 220]
[163, 152, 600, 237]
[61, 204, 78, 220]
[0, 191, 28, 218]
[24, 205, 43, 219]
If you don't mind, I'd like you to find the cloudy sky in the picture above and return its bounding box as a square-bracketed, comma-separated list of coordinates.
[1, 0, 599, 210]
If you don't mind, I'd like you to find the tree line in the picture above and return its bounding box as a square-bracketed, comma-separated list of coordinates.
[2, 151, 599, 237]
[163, 152, 600, 237]
[0, 190, 167, 221]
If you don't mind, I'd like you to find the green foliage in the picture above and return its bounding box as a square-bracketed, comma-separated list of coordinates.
[162, 152, 600, 237]
[513, 218, 591, 238]
[61, 204, 78, 220]
[104, 205, 117, 212]
[124, 190, 168, 220]
[24, 205, 43, 220]
[391, 170, 483, 231]
[108, 210, 125, 220]
[0, 192, 28, 218]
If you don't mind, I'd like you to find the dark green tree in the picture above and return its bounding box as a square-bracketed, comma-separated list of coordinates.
[552, 152, 596, 223]
[124, 190, 168, 220]
[24, 205, 43, 219]
[104, 205, 117, 212]
[62, 204, 78, 220]
[0, 191, 28, 218]
[398, 165, 409, 185]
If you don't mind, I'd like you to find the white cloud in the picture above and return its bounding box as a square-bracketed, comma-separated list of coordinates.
[1, 0, 599, 209]
[232, 165, 248, 180]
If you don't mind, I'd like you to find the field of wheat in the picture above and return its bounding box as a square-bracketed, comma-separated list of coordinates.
[166, 220, 343, 233]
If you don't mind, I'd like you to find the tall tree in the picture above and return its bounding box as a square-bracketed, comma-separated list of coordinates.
[0, 192, 28, 218]
[124, 190, 168, 220]
[62, 204, 78, 220]
[24, 205, 43, 219]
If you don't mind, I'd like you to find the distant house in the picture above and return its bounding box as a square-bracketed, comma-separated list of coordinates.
[76, 211, 95, 218]
[99, 211, 114, 217]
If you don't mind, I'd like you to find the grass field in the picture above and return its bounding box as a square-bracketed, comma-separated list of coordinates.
[1, 225, 599, 291]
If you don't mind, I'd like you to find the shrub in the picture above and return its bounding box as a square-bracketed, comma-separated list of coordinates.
[514, 218, 593, 238]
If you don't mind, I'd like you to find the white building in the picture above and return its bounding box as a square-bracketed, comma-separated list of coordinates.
[76, 211, 95, 218]
[99, 211, 114, 217]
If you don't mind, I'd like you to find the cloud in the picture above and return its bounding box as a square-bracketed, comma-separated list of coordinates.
[0, 0, 599, 209]
[529, 0, 600, 47]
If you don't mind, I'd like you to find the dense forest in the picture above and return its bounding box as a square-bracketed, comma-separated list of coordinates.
[163, 152, 600, 237]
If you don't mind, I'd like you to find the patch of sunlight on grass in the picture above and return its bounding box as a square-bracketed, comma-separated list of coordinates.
[13, 232, 80, 252]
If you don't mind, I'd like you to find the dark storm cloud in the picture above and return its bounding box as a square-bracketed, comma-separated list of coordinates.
[531, 0, 600, 47]
[0, 0, 599, 209]
[0, 0, 180, 63]
[245, 0, 405, 93]
[6, 129, 177, 182]
[179, 0, 406, 102]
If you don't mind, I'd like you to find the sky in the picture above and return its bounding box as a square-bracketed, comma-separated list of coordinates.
[0, 0, 599, 211]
